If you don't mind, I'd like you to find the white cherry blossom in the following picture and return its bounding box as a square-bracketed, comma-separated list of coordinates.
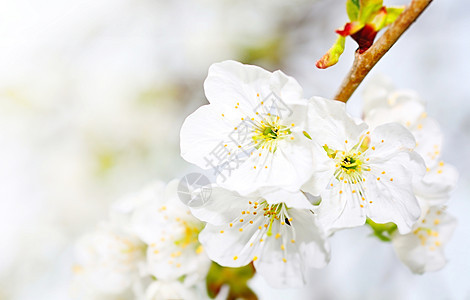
[190, 186, 330, 288]
[180, 60, 329, 195]
[303, 106, 426, 234]
[131, 180, 211, 281]
[364, 85, 442, 169]
[362, 78, 459, 206]
[392, 206, 457, 274]
[72, 222, 145, 297]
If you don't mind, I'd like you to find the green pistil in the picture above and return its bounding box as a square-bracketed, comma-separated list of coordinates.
[341, 156, 359, 170]
[266, 215, 276, 236]
[253, 125, 291, 151]
[263, 126, 278, 139]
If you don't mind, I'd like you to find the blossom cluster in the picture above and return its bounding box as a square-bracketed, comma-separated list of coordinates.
[72, 61, 457, 299]
[72, 181, 216, 300]
[180, 61, 457, 285]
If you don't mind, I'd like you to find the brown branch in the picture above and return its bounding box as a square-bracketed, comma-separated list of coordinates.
[334, 0, 433, 103]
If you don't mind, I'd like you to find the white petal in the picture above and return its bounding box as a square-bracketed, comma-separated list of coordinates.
[145, 281, 198, 300]
[366, 123, 417, 161]
[180, 104, 236, 169]
[306, 97, 368, 150]
[364, 100, 426, 130]
[262, 188, 315, 210]
[365, 155, 421, 234]
[392, 208, 457, 274]
[414, 163, 459, 206]
[190, 187, 250, 226]
[199, 221, 263, 268]
[145, 242, 210, 281]
[255, 209, 330, 287]
[363, 75, 424, 114]
[316, 182, 366, 234]
[301, 142, 336, 196]
[219, 131, 315, 194]
[204, 60, 303, 110]
[362, 74, 396, 114]
[410, 116, 443, 168]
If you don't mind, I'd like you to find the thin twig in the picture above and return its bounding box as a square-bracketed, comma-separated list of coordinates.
[334, 0, 433, 103]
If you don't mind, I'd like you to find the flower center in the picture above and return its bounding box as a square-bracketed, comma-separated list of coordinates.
[252, 118, 292, 152]
[340, 155, 361, 171]
[174, 220, 203, 250]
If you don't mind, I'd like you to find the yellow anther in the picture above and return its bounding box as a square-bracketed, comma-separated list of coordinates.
[233, 256, 238, 260]
[275, 233, 281, 239]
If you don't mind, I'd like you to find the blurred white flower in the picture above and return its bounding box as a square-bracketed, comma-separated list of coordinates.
[191, 186, 330, 287]
[72, 222, 145, 298]
[181, 60, 329, 195]
[145, 281, 198, 300]
[130, 180, 211, 282]
[362, 77, 459, 206]
[392, 206, 457, 274]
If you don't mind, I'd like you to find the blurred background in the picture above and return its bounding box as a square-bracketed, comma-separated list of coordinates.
[0, 0, 469, 299]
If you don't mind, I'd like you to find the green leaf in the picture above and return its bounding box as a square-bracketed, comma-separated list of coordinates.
[315, 35, 346, 69]
[358, 0, 383, 23]
[385, 6, 405, 26]
[206, 262, 258, 300]
[369, 7, 387, 31]
[346, 0, 360, 21]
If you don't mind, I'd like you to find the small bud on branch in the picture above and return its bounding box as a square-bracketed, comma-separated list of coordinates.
[334, 0, 433, 103]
